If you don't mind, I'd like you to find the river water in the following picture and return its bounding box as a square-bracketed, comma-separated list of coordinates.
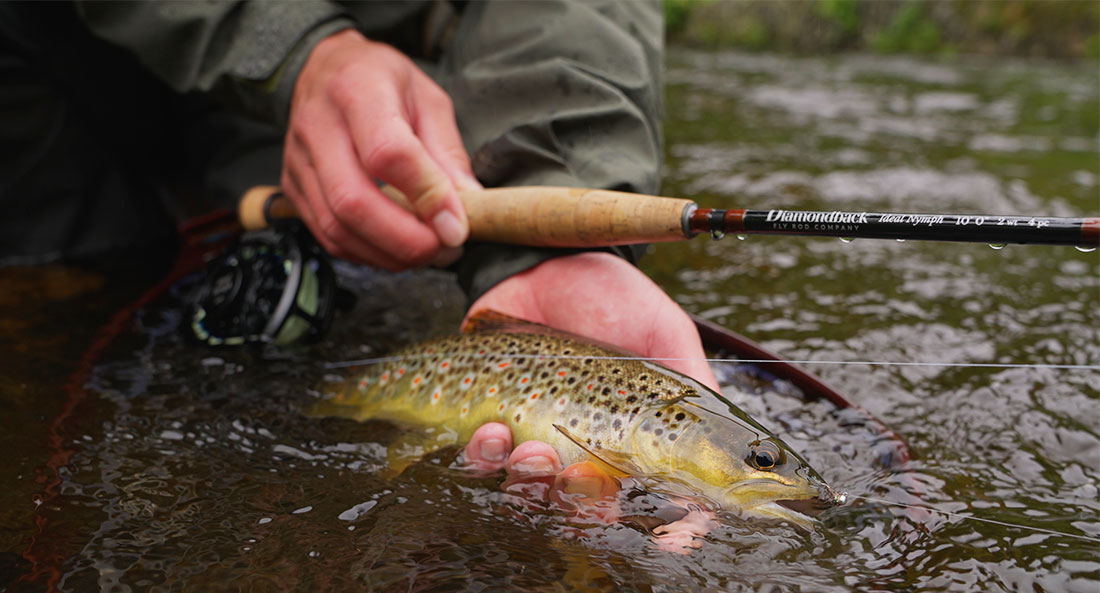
[2, 50, 1097, 592]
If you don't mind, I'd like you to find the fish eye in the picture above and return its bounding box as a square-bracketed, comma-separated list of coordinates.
[747, 440, 782, 471]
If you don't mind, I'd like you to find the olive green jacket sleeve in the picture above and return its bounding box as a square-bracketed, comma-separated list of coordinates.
[443, 0, 663, 302]
[73, 0, 355, 126]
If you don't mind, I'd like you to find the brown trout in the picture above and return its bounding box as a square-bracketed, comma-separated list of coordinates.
[313, 314, 840, 525]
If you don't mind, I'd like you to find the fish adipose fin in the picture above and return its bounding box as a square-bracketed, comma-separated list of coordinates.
[552, 423, 639, 480]
[463, 310, 646, 359]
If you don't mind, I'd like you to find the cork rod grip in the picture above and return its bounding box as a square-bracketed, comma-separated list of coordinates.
[239, 185, 694, 247]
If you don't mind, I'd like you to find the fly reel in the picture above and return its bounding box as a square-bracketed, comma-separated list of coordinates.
[188, 221, 346, 346]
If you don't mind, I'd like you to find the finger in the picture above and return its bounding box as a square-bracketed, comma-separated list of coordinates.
[297, 106, 443, 266]
[652, 506, 717, 554]
[283, 136, 407, 270]
[409, 76, 481, 192]
[550, 461, 622, 524]
[342, 92, 469, 247]
[551, 461, 620, 503]
[645, 305, 721, 392]
[459, 422, 513, 472]
[505, 440, 562, 477]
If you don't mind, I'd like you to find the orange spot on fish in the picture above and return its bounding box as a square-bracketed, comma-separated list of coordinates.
[489, 387, 498, 395]
[464, 377, 472, 385]
[398, 368, 405, 375]
[478, 349, 487, 355]
[440, 361, 449, 369]
[461, 406, 468, 415]
[558, 398, 566, 406]
[359, 379, 367, 387]
[413, 377, 422, 386]
[498, 362, 510, 369]
[498, 403, 505, 411]
[433, 391, 441, 401]
[381, 373, 389, 382]
[558, 371, 567, 377]
[530, 393, 540, 400]
[587, 384, 594, 390]
[520, 377, 529, 385]
[618, 390, 627, 395]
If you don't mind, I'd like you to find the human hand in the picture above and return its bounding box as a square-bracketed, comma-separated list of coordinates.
[460, 253, 721, 551]
[462, 422, 718, 553]
[465, 251, 720, 390]
[282, 29, 478, 269]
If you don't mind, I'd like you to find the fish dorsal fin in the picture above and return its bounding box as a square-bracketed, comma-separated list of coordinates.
[552, 423, 639, 479]
[461, 309, 548, 334]
[462, 309, 646, 359]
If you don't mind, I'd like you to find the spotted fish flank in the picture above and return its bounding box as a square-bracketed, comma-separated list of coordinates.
[312, 314, 840, 524]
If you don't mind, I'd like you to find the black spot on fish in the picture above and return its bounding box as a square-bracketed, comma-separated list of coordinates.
[612, 419, 622, 430]
[588, 396, 596, 404]
[550, 386, 559, 394]
[610, 405, 620, 414]
[655, 411, 662, 417]
[612, 369, 621, 375]
[647, 392, 659, 400]
[593, 412, 602, 422]
[567, 378, 576, 385]
[601, 387, 610, 395]
[626, 395, 638, 404]
[540, 372, 549, 379]
[514, 413, 522, 423]
[570, 418, 579, 428]
[584, 358, 593, 364]
[639, 375, 648, 382]
[675, 412, 686, 421]
[654, 428, 664, 436]
[563, 349, 572, 355]
[669, 433, 678, 442]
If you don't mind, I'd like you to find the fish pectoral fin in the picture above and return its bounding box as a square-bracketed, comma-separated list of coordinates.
[381, 429, 459, 479]
[552, 424, 638, 479]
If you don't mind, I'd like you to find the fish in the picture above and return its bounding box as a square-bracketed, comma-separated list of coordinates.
[312, 312, 840, 525]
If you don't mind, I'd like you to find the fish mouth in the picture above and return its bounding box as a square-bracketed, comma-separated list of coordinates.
[776, 482, 842, 518]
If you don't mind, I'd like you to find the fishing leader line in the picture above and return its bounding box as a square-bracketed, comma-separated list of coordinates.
[842, 493, 1100, 544]
[324, 353, 1100, 371]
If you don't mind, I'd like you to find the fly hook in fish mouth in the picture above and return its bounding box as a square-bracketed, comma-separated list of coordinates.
[774, 480, 844, 518]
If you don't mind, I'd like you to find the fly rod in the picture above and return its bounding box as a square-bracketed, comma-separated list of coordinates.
[240, 185, 1100, 248]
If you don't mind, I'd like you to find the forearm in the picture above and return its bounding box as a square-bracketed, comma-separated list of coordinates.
[444, 0, 664, 301]
[74, 0, 353, 126]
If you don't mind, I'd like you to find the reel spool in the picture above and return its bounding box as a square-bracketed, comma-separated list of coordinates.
[188, 221, 345, 346]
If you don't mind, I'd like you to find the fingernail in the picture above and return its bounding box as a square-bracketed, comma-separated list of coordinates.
[513, 455, 556, 475]
[479, 438, 507, 463]
[430, 246, 463, 268]
[432, 210, 467, 247]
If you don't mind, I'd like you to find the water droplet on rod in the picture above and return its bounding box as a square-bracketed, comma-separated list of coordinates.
[710, 229, 726, 240]
[1075, 245, 1097, 253]
[736, 234, 747, 241]
[895, 239, 906, 243]
[839, 237, 854, 243]
[989, 243, 1007, 250]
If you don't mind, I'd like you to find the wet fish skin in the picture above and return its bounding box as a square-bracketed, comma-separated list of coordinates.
[314, 330, 837, 523]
